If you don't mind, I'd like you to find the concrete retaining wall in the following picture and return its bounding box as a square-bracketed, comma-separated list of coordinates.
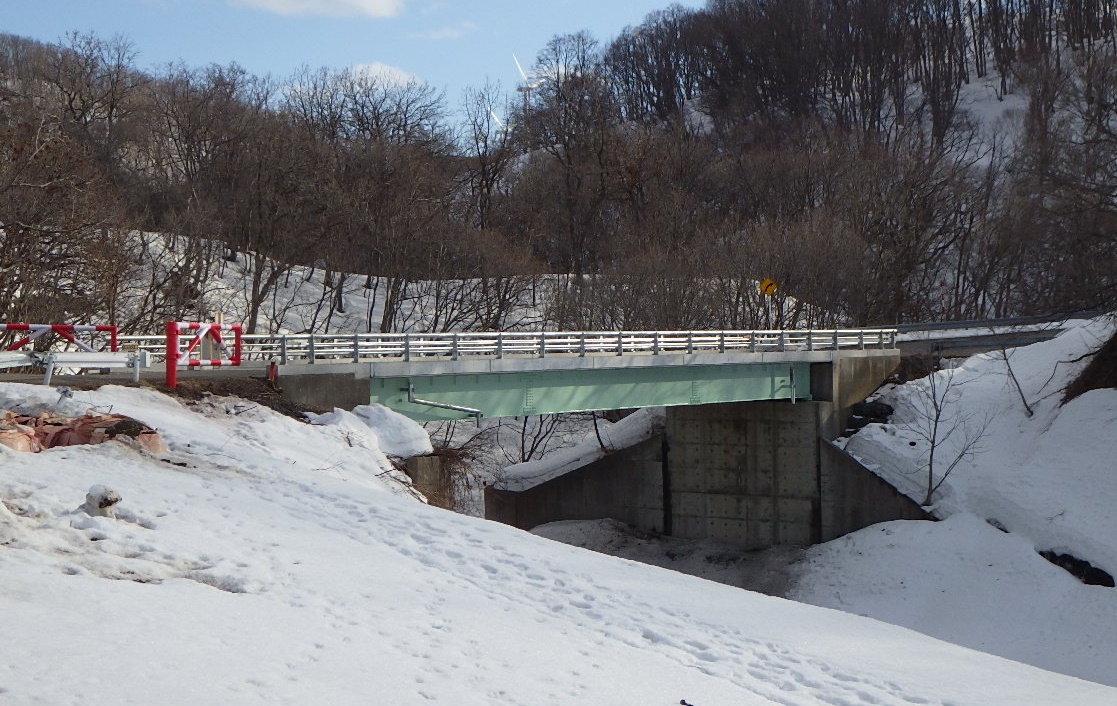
[819, 439, 930, 539]
[485, 435, 665, 532]
[406, 456, 452, 509]
[278, 365, 370, 412]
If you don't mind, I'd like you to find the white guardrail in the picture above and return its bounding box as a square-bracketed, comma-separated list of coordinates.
[116, 329, 897, 366]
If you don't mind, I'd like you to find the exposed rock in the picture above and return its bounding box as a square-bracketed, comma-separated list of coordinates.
[1039, 550, 1115, 587]
[845, 400, 894, 433]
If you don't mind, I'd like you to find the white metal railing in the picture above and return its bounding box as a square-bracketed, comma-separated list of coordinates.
[117, 328, 897, 366]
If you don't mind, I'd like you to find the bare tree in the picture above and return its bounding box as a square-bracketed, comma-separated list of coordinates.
[0, 110, 131, 327]
[904, 363, 992, 506]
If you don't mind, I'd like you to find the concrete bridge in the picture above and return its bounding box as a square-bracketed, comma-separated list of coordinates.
[387, 329, 917, 550]
[267, 328, 899, 423]
[255, 327, 910, 551]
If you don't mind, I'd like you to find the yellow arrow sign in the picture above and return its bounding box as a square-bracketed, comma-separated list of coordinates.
[758, 278, 778, 296]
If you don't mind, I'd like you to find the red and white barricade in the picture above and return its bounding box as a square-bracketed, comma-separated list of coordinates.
[2, 323, 119, 352]
[165, 322, 243, 388]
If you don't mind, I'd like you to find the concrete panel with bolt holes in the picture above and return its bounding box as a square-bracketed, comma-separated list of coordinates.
[665, 401, 823, 549]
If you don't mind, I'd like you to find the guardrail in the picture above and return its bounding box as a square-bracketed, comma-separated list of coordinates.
[118, 329, 897, 366]
[891, 310, 1102, 334]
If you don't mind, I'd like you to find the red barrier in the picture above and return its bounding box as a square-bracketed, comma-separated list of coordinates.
[2, 323, 118, 352]
[165, 322, 243, 388]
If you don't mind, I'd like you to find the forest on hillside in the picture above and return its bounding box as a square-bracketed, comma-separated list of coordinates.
[2, 0, 1116, 335]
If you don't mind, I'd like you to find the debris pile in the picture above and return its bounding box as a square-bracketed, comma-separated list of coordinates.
[0, 411, 166, 454]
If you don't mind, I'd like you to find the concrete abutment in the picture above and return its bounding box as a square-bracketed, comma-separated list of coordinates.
[485, 352, 929, 549]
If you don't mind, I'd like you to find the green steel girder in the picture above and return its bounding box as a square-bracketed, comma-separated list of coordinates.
[369, 361, 813, 421]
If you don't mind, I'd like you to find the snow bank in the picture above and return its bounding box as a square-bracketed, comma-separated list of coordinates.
[306, 403, 433, 459]
[5, 381, 1111, 704]
[791, 513, 1117, 686]
[495, 407, 665, 491]
[843, 315, 1117, 576]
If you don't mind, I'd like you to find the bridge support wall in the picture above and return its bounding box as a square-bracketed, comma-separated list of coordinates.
[485, 436, 665, 532]
[665, 401, 820, 548]
[277, 364, 369, 411]
[484, 352, 916, 549]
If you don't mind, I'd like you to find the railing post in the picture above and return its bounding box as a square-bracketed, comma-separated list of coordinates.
[579, 333, 586, 357]
[307, 335, 316, 364]
[833, 330, 839, 349]
[750, 331, 757, 353]
[353, 333, 360, 363]
[859, 330, 865, 350]
[164, 321, 178, 388]
[280, 336, 288, 365]
[718, 331, 725, 353]
[539, 332, 546, 358]
[779, 330, 786, 351]
[653, 331, 660, 355]
[497, 332, 504, 359]
[687, 331, 694, 355]
[617, 331, 624, 356]
[807, 330, 814, 351]
[451, 333, 459, 361]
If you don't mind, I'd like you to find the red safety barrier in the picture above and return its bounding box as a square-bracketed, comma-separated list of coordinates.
[165, 322, 243, 388]
[2, 323, 118, 352]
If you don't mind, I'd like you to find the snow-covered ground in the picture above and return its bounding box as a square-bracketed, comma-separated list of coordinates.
[3, 369, 1115, 703]
[793, 314, 1117, 687]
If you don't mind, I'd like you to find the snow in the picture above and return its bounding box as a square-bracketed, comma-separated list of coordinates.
[792, 314, 1117, 687]
[790, 514, 1117, 687]
[4, 312, 1117, 703]
[496, 407, 664, 491]
[306, 404, 434, 459]
[843, 316, 1117, 573]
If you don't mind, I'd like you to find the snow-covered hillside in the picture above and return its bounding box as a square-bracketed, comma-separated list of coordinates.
[790, 315, 1117, 686]
[2, 380, 1115, 704]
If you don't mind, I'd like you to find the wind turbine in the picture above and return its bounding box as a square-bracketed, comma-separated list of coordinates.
[512, 53, 546, 112]
[488, 106, 513, 141]
[511, 53, 542, 99]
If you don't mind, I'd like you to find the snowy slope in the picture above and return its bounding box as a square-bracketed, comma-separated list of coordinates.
[842, 316, 1117, 573]
[2, 383, 1114, 704]
[790, 315, 1117, 686]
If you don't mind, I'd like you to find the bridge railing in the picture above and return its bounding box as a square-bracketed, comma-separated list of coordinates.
[118, 328, 896, 366]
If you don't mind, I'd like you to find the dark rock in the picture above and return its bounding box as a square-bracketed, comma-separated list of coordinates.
[844, 400, 895, 435]
[851, 401, 894, 420]
[1039, 550, 1115, 587]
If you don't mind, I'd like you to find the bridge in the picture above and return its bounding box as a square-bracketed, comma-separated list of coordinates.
[121, 328, 899, 422]
[2, 324, 925, 551]
[199, 327, 905, 551]
[12, 320, 1079, 422]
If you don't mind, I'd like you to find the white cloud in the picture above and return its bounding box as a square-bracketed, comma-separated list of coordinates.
[234, 0, 404, 18]
[351, 62, 417, 86]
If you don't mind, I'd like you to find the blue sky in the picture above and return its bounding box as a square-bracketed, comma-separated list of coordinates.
[2, 0, 704, 110]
